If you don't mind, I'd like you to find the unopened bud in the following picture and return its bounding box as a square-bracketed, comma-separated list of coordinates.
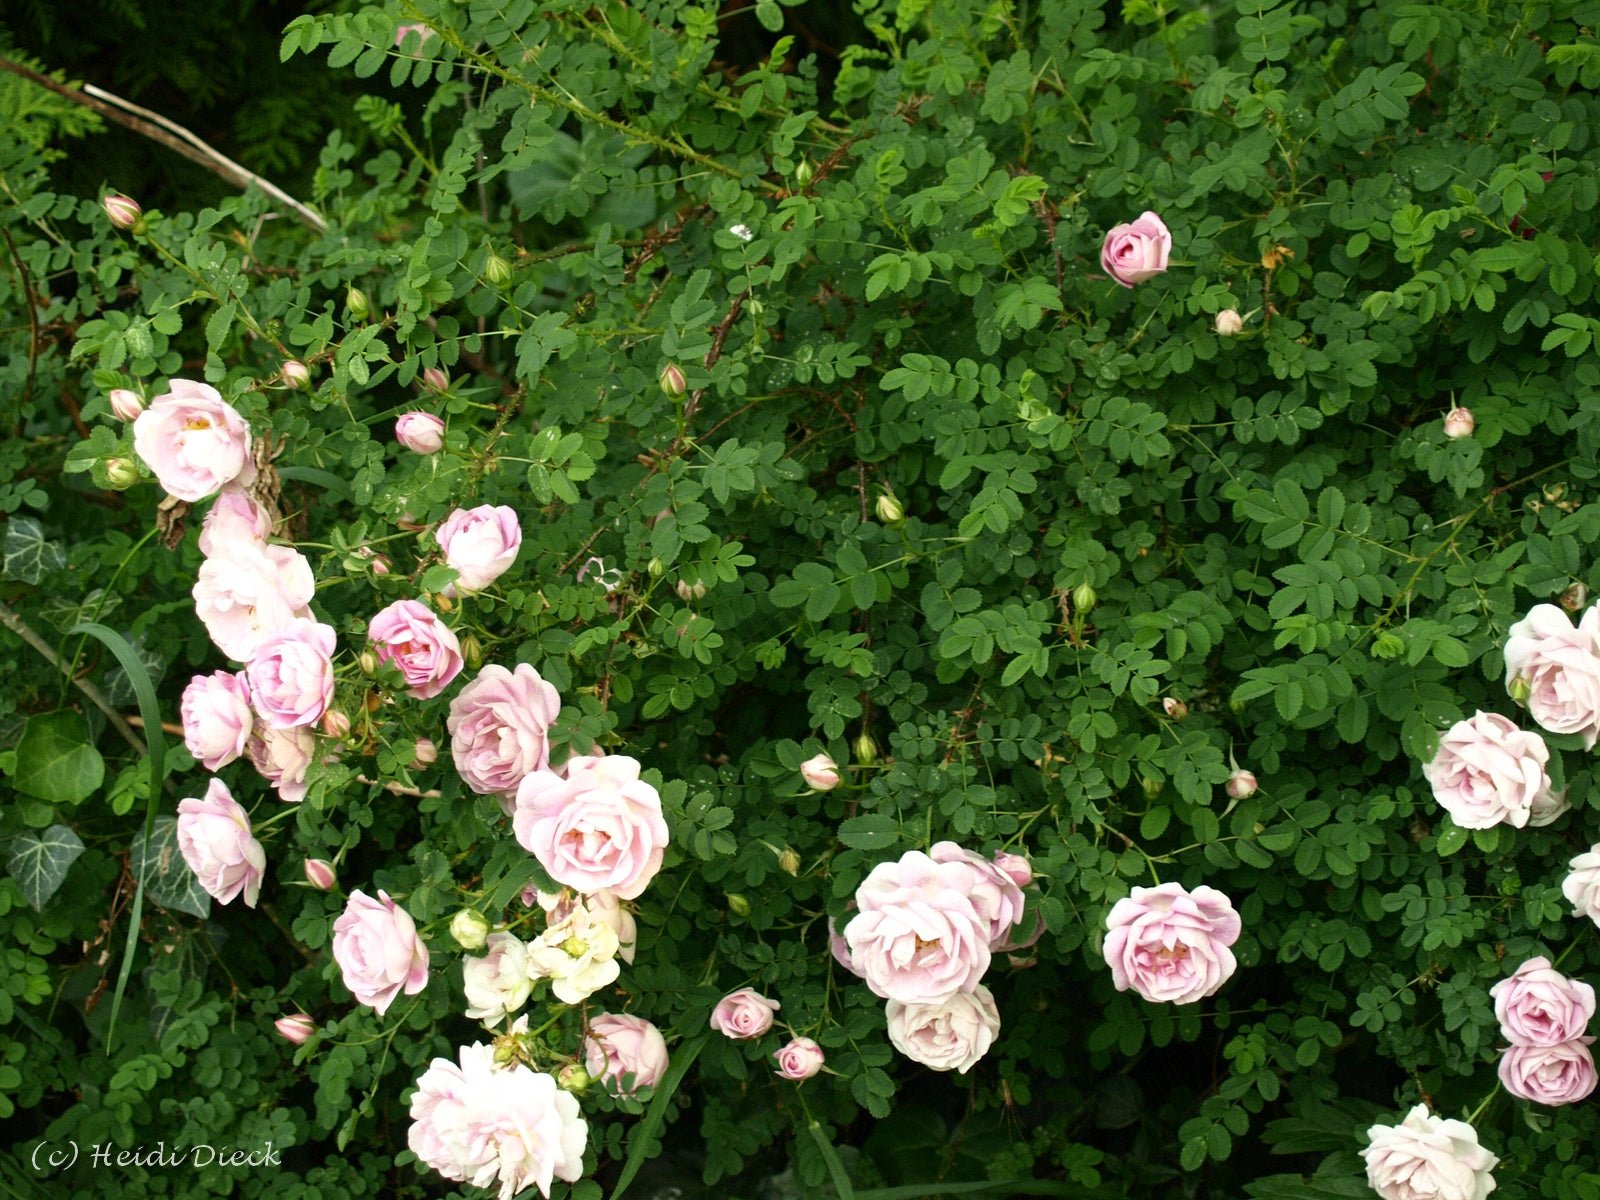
[274, 1014, 316, 1045]
[1162, 697, 1188, 721]
[421, 366, 450, 394]
[450, 909, 491, 951]
[104, 457, 139, 490]
[282, 360, 312, 389]
[1225, 769, 1258, 800]
[462, 634, 483, 668]
[854, 731, 879, 766]
[413, 737, 438, 766]
[800, 753, 840, 791]
[435, 593, 455, 614]
[1072, 582, 1096, 613]
[108, 388, 144, 422]
[726, 892, 751, 917]
[875, 492, 905, 524]
[659, 363, 687, 398]
[993, 851, 1032, 888]
[647, 557, 666, 578]
[484, 252, 513, 288]
[778, 848, 802, 876]
[303, 859, 337, 891]
[358, 650, 379, 676]
[102, 193, 143, 232]
[557, 1063, 591, 1093]
[345, 286, 370, 320]
[795, 157, 814, 187]
[1141, 775, 1164, 800]
[1508, 674, 1531, 704]
[676, 578, 706, 601]
[1214, 309, 1244, 336]
[1443, 407, 1474, 439]
[1561, 582, 1589, 613]
[320, 709, 351, 739]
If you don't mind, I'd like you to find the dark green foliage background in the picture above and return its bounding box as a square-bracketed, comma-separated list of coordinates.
[4, 0, 1600, 1197]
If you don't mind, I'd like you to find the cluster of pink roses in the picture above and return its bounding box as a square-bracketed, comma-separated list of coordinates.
[705, 987, 823, 1080]
[1488, 957, 1597, 1106]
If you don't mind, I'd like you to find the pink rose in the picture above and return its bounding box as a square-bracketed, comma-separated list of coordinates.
[409, 1042, 587, 1199]
[1444, 407, 1475, 439]
[131, 379, 253, 501]
[248, 722, 314, 802]
[583, 1013, 669, 1096]
[197, 490, 272, 557]
[513, 755, 670, 900]
[1489, 957, 1596, 1046]
[332, 889, 430, 1015]
[1225, 769, 1258, 799]
[1362, 1106, 1498, 1200]
[827, 913, 858, 974]
[175, 778, 266, 908]
[1564, 847, 1600, 926]
[245, 618, 337, 729]
[436, 505, 521, 594]
[367, 599, 464, 699]
[1499, 1039, 1598, 1106]
[709, 989, 781, 1039]
[992, 851, 1032, 888]
[446, 664, 562, 796]
[800, 753, 840, 791]
[180, 670, 254, 770]
[928, 841, 1027, 947]
[1422, 711, 1552, 829]
[395, 412, 445, 454]
[773, 1037, 824, 1080]
[843, 851, 992, 1005]
[885, 984, 1001, 1074]
[1504, 604, 1600, 748]
[1100, 211, 1172, 288]
[1102, 882, 1241, 1005]
[193, 541, 315, 662]
[1528, 787, 1572, 827]
[275, 1014, 315, 1045]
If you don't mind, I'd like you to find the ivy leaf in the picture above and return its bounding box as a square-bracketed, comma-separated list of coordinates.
[2, 516, 67, 584]
[131, 816, 212, 920]
[6, 825, 85, 910]
[12, 711, 104, 805]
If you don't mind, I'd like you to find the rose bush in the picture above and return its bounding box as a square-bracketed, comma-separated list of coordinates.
[6, 0, 1600, 1197]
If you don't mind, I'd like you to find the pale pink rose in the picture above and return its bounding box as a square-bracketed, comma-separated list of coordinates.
[436, 505, 522, 594]
[1528, 787, 1572, 827]
[409, 1041, 587, 1200]
[108, 388, 144, 421]
[395, 412, 445, 454]
[462, 933, 534, 1025]
[583, 1013, 669, 1096]
[131, 380, 254, 502]
[1362, 1106, 1498, 1200]
[175, 778, 266, 908]
[180, 670, 253, 770]
[800, 753, 840, 791]
[513, 755, 670, 900]
[827, 913, 859, 974]
[709, 989, 781, 1039]
[992, 851, 1032, 888]
[447, 664, 562, 796]
[192, 540, 315, 662]
[198, 490, 272, 556]
[248, 722, 314, 802]
[526, 907, 621, 1004]
[773, 1037, 824, 1080]
[414, 737, 438, 766]
[1422, 711, 1552, 829]
[1503, 604, 1600, 748]
[1499, 1039, 1598, 1106]
[303, 859, 336, 891]
[245, 618, 337, 729]
[275, 1014, 315, 1044]
[1225, 769, 1258, 800]
[332, 889, 430, 1016]
[1490, 957, 1596, 1046]
[1444, 407, 1475, 439]
[1214, 309, 1244, 336]
[368, 599, 463, 699]
[885, 984, 1001, 1073]
[1100, 211, 1172, 287]
[1562, 847, 1600, 926]
[1102, 882, 1241, 1005]
[421, 366, 450, 393]
[927, 841, 1026, 948]
[844, 851, 992, 1005]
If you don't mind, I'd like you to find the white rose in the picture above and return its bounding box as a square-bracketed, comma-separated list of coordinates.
[527, 907, 621, 1004]
[885, 984, 1001, 1074]
[462, 933, 533, 1026]
[1361, 1105, 1498, 1200]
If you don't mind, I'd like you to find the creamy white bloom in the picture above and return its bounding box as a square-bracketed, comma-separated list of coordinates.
[462, 933, 534, 1026]
[885, 985, 1001, 1073]
[1563, 847, 1600, 927]
[527, 906, 621, 1004]
[1361, 1105, 1498, 1200]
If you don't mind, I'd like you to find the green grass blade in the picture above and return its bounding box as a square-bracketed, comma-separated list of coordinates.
[69, 621, 166, 1055]
[810, 1119, 857, 1200]
[607, 1032, 706, 1200]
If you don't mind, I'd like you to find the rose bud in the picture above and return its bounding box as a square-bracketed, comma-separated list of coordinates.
[321, 709, 351, 739]
[102, 194, 143, 232]
[1072, 581, 1096, 613]
[1562, 583, 1589, 613]
[993, 851, 1032, 888]
[875, 492, 905, 524]
[1100, 211, 1171, 287]
[461, 634, 483, 668]
[108, 388, 144, 422]
[303, 859, 337, 891]
[345, 286, 370, 320]
[450, 909, 491, 951]
[774, 1037, 825, 1080]
[675, 579, 706, 602]
[778, 847, 802, 876]
[1225, 769, 1259, 799]
[395, 412, 446, 454]
[557, 1063, 591, 1093]
[358, 650, 379, 676]
[282, 360, 312, 389]
[1214, 309, 1244, 335]
[726, 893, 752, 917]
[275, 1014, 316, 1045]
[484, 253, 513, 288]
[421, 366, 450, 394]
[1444, 407, 1474, 439]
[659, 364, 687, 398]
[854, 731, 879, 766]
[1162, 697, 1188, 721]
[103, 457, 140, 490]
[800, 753, 840, 791]
[413, 737, 438, 766]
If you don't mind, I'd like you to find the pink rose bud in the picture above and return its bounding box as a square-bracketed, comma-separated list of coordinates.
[1444, 407, 1475, 439]
[675, 579, 706, 602]
[1103, 882, 1241, 1004]
[1362, 1106, 1498, 1200]
[1162, 697, 1188, 721]
[413, 737, 438, 766]
[274, 1014, 316, 1045]
[281, 360, 311, 389]
[1214, 309, 1244, 335]
[709, 989, 781, 1039]
[102, 193, 143, 231]
[303, 859, 337, 890]
[1100, 211, 1172, 287]
[321, 709, 351, 739]
[992, 851, 1032, 888]
[1225, 769, 1258, 800]
[800, 753, 841, 791]
[659, 364, 687, 397]
[583, 1013, 670, 1096]
[1561, 583, 1589, 613]
[421, 366, 450, 393]
[108, 388, 144, 422]
[395, 411, 446, 454]
[773, 1037, 825, 1080]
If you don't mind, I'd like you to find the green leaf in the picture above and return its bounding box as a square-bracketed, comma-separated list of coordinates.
[6, 824, 85, 910]
[837, 813, 901, 851]
[2, 516, 67, 584]
[609, 1033, 706, 1200]
[130, 816, 212, 920]
[12, 711, 104, 805]
[809, 1121, 857, 1200]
